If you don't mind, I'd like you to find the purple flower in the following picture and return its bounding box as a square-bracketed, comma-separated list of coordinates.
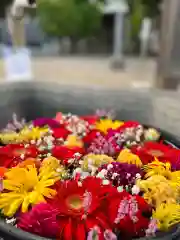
[98, 162, 143, 189]
[171, 156, 180, 171]
[95, 109, 116, 120]
[33, 118, 60, 128]
[145, 219, 158, 237]
[2, 113, 26, 132]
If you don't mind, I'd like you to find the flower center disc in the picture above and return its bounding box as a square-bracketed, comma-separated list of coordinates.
[14, 149, 26, 156]
[67, 195, 83, 210]
[148, 150, 164, 157]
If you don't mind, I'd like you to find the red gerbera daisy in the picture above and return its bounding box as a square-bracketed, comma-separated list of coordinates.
[17, 203, 59, 238]
[51, 177, 118, 240]
[82, 130, 101, 146]
[52, 127, 71, 140]
[108, 192, 152, 238]
[117, 121, 141, 132]
[0, 144, 39, 168]
[131, 141, 180, 165]
[52, 145, 84, 165]
[81, 115, 99, 125]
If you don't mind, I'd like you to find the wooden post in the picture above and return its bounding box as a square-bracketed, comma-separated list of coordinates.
[7, 5, 26, 48]
[156, 0, 180, 89]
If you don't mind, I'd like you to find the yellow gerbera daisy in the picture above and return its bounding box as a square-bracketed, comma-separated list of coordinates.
[95, 119, 124, 134]
[136, 175, 177, 207]
[0, 157, 61, 217]
[153, 203, 180, 231]
[81, 154, 113, 172]
[0, 126, 48, 144]
[117, 149, 143, 167]
[143, 158, 180, 187]
[0, 132, 19, 144]
[19, 126, 49, 142]
[64, 135, 84, 148]
[143, 158, 172, 179]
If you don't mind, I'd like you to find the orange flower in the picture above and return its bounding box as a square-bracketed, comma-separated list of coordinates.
[0, 167, 7, 178]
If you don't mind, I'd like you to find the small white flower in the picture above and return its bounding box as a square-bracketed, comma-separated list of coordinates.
[107, 164, 113, 170]
[135, 173, 141, 179]
[78, 181, 82, 187]
[47, 153, 51, 157]
[101, 169, 108, 175]
[30, 140, 36, 144]
[56, 168, 62, 173]
[117, 186, 124, 192]
[132, 185, 140, 195]
[91, 166, 97, 176]
[102, 179, 110, 185]
[20, 154, 25, 159]
[6, 218, 16, 225]
[74, 152, 81, 157]
[68, 159, 74, 164]
[88, 158, 93, 165]
[96, 171, 105, 179]
[81, 172, 90, 179]
[36, 139, 42, 145]
[79, 160, 84, 165]
[58, 138, 64, 142]
[112, 172, 118, 179]
[73, 168, 83, 177]
[126, 173, 131, 178]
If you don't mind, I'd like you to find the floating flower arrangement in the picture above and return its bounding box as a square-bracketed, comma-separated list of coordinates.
[0, 111, 179, 240]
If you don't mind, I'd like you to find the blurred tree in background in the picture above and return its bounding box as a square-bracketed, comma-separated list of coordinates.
[37, 0, 102, 52]
[0, 0, 13, 17]
[141, 0, 162, 17]
[126, 0, 144, 53]
[126, 0, 162, 53]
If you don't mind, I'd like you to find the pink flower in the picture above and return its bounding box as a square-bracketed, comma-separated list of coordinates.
[17, 203, 59, 238]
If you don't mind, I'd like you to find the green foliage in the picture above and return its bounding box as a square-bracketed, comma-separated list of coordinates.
[129, 0, 144, 39]
[37, 0, 102, 38]
[127, 0, 162, 17]
[0, 0, 13, 17]
[126, 0, 162, 52]
[140, 0, 162, 17]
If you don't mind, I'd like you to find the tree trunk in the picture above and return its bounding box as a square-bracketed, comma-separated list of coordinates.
[7, 8, 26, 48]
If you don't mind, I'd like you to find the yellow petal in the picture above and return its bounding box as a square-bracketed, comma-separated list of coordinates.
[65, 135, 84, 148]
[38, 179, 56, 188]
[95, 119, 124, 134]
[42, 187, 57, 198]
[117, 149, 142, 167]
[26, 165, 38, 187]
[5, 168, 27, 182]
[28, 191, 39, 205]
[3, 180, 21, 191]
[21, 195, 31, 213]
[0, 192, 23, 200]
[3, 198, 23, 217]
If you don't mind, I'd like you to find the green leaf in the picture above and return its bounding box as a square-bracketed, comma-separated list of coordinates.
[37, 0, 102, 38]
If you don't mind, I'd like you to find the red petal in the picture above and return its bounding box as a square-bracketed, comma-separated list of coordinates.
[52, 128, 71, 140]
[55, 112, 64, 123]
[117, 121, 140, 131]
[75, 222, 86, 240]
[81, 115, 98, 125]
[83, 130, 101, 145]
[63, 219, 73, 240]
